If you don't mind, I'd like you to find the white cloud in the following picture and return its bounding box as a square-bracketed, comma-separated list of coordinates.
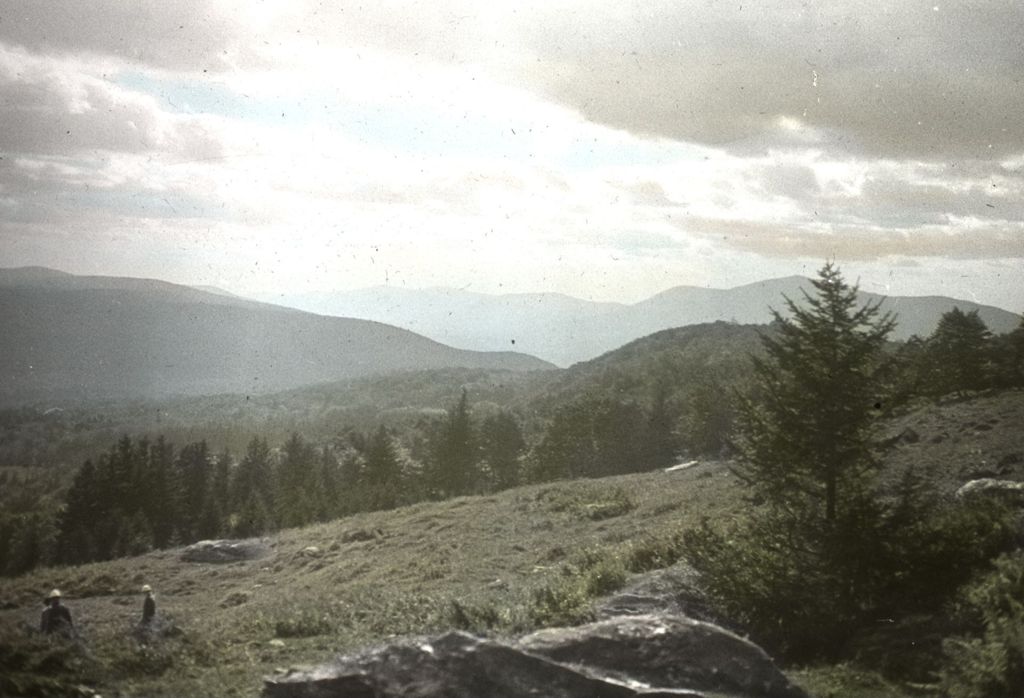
[0, 1, 1022, 315]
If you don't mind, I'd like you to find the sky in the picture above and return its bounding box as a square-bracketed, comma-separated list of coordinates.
[0, 0, 1022, 312]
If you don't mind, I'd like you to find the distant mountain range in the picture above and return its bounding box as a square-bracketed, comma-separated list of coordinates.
[264, 279, 1021, 366]
[0, 267, 553, 406]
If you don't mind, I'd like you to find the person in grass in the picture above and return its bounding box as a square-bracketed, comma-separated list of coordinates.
[141, 584, 156, 625]
[40, 589, 73, 635]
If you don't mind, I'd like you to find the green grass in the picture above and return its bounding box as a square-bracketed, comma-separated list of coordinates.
[0, 465, 741, 697]
[790, 664, 939, 698]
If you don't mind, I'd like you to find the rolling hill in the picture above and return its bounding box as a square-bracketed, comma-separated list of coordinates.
[269, 278, 1021, 366]
[0, 268, 553, 406]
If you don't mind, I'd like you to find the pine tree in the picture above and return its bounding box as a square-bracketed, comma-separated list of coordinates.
[364, 425, 403, 509]
[530, 400, 594, 482]
[275, 433, 318, 528]
[685, 263, 899, 659]
[431, 390, 477, 496]
[146, 436, 178, 548]
[58, 459, 101, 563]
[735, 262, 895, 522]
[316, 445, 342, 520]
[479, 411, 526, 490]
[992, 315, 1024, 388]
[645, 387, 678, 466]
[232, 437, 273, 518]
[926, 307, 993, 395]
[176, 440, 211, 542]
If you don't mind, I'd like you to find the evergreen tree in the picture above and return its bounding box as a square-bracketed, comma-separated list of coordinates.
[431, 390, 477, 496]
[644, 387, 678, 466]
[590, 399, 648, 476]
[275, 433, 318, 528]
[735, 263, 895, 522]
[479, 411, 526, 490]
[146, 436, 178, 548]
[686, 263, 899, 659]
[925, 307, 993, 396]
[228, 440, 273, 537]
[176, 440, 211, 542]
[198, 449, 232, 538]
[530, 400, 594, 482]
[677, 376, 735, 457]
[58, 459, 101, 563]
[364, 425, 404, 509]
[316, 444, 342, 520]
[992, 315, 1024, 388]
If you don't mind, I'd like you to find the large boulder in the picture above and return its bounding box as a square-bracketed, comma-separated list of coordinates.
[180, 538, 271, 563]
[263, 631, 702, 698]
[519, 615, 806, 698]
[263, 616, 807, 698]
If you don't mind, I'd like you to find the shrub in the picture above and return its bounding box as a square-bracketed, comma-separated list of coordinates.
[941, 552, 1024, 698]
[526, 547, 631, 628]
[527, 582, 595, 628]
[271, 606, 335, 638]
[624, 532, 687, 573]
[683, 499, 1020, 666]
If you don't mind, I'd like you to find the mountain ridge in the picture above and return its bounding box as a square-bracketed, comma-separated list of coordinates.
[264, 277, 1021, 366]
[0, 268, 553, 406]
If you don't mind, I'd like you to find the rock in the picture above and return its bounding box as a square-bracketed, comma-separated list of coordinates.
[180, 538, 271, 563]
[263, 630, 707, 698]
[221, 591, 251, 608]
[955, 478, 1024, 502]
[299, 546, 322, 558]
[263, 617, 807, 698]
[879, 427, 920, 449]
[595, 563, 718, 625]
[340, 528, 382, 543]
[520, 615, 807, 698]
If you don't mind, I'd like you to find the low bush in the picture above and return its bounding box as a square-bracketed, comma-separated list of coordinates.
[941, 551, 1024, 698]
[682, 497, 1019, 666]
[270, 606, 335, 638]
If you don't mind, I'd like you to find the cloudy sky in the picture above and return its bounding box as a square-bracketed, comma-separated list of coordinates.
[1, 0, 1022, 311]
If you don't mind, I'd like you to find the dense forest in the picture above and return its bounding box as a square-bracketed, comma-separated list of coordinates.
[1, 296, 1022, 578]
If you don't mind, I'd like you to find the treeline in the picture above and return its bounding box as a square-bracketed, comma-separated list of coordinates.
[4, 389, 680, 574]
[893, 306, 1024, 399]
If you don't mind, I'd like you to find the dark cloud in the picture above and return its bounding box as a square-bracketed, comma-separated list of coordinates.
[0, 0, 248, 71]
[0, 65, 221, 158]
[513, 1, 1024, 159]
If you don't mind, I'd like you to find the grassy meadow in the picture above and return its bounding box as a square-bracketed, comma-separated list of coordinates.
[1, 464, 744, 697]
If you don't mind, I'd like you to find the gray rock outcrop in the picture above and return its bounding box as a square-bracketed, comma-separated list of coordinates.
[263, 615, 807, 698]
[520, 614, 806, 698]
[180, 538, 271, 563]
[955, 478, 1024, 502]
[595, 563, 716, 624]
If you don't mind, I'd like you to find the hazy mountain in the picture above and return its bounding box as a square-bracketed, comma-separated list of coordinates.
[0, 268, 553, 406]
[270, 278, 1021, 366]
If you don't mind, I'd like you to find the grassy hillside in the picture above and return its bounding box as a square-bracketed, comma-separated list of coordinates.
[3, 389, 1022, 697]
[0, 464, 743, 697]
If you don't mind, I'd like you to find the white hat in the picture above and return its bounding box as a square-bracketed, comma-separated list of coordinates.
[142, 584, 152, 593]
[48, 589, 62, 599]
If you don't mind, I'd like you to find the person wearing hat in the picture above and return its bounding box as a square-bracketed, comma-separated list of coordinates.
[141, 584, 156, 625]
[40, 589, 73, 635]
